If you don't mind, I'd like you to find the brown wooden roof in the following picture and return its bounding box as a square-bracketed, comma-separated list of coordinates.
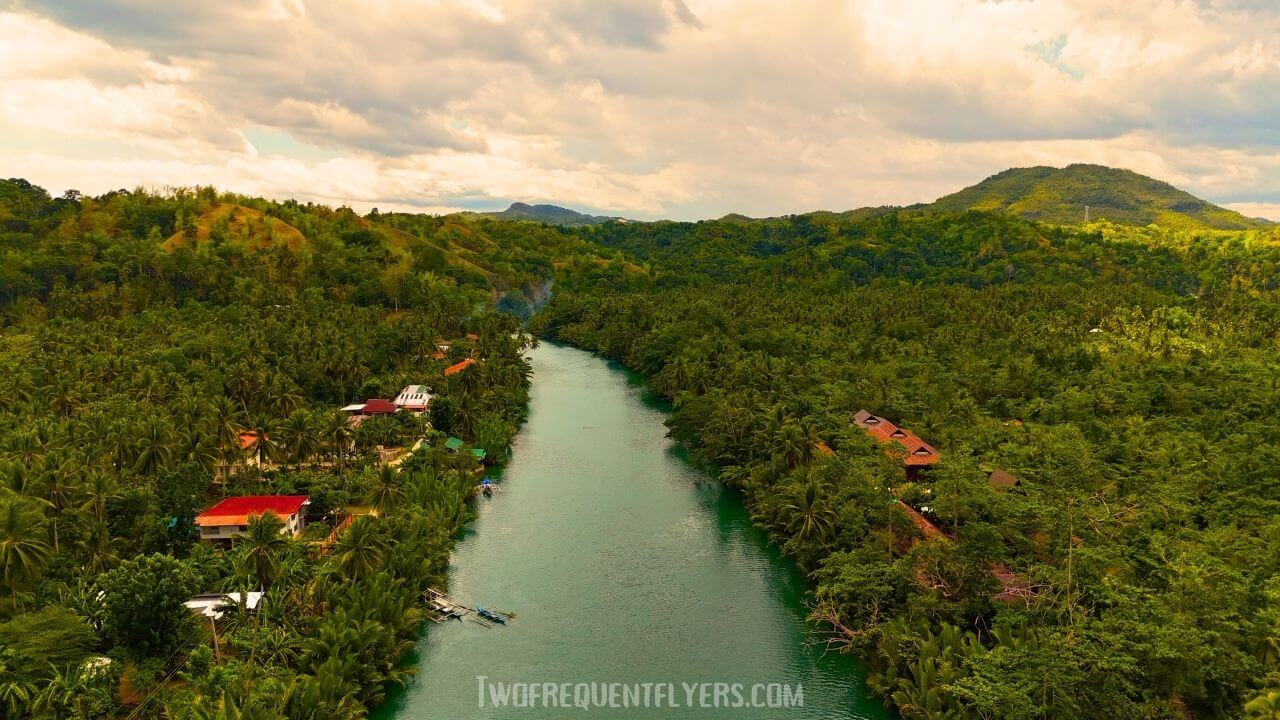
[854, 409, 940, 466]
[989, 469, 1021, 488]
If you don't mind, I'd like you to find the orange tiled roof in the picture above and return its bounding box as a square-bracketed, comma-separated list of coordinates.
[195, 495, 307, 527]
[444, 358, 477, 376]
[854, 410, 939, 466]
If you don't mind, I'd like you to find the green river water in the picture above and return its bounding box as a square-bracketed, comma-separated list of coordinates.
[374, 342, 891, 719]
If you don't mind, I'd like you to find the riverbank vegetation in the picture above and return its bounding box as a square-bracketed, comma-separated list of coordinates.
[0, 179, 542, 718]
[535, 210, 1280, 719]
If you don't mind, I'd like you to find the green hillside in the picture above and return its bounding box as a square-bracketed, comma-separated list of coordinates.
[475, 201, 625, 226]
[922, 164, 1269, 230]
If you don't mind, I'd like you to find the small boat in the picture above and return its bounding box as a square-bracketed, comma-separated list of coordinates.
[476, 607, 507, 624]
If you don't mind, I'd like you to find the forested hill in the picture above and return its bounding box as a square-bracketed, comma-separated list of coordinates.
[570, 205, 1280, 294]
[472, 201, 625, 226]
[919, 164, 1268, 230]
[0, 178, 633, 320]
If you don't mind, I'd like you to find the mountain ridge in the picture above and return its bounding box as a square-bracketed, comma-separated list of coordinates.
[474, 202, 627, 226]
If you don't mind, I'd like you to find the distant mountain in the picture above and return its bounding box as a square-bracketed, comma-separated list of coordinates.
[479, 202, 626, 226]
[920, 164, 1269, 231]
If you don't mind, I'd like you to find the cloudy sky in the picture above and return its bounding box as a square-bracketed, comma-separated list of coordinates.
[2, 0, 1280, 220]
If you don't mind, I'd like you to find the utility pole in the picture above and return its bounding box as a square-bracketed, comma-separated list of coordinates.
[210, 615, 220, 662]
[1085, 205, 1090, 223]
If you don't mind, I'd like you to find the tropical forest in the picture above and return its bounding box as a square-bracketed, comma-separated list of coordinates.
[0, 164, 1278, 720]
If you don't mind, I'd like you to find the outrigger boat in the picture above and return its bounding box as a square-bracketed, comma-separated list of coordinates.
[475, 607, 507, 624]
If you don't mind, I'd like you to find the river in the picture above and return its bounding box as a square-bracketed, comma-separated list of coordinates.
[374, 342, 890, 719]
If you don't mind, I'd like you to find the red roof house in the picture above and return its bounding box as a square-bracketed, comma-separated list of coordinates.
[444, 358, 477, 376]
[854, 409, 940, 468]
[360, 398, 398, 415]
[195, 495, 309, 540]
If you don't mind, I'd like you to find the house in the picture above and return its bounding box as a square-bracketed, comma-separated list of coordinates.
[989, 469, 1021, 489]
[444, 358, 477, 376]
[394, 385, 432, 412]
[195, 495, 309, 541]
[854, 409, 939, 475]
[184, 592, 263, 620]
[342, 399, 399, 416]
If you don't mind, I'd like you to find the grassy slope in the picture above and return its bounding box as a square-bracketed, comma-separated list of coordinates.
[162, 202, 307, 250]
[924, 164, 1268, 231]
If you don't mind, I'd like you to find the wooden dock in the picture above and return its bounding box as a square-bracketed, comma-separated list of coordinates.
[424, 588, 469, 623]
[423, 588, 516, 627]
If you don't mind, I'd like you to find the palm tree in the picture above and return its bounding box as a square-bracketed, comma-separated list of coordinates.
[206, 396, 246, 451]
[1244, 690, 1280, 720]
[244, 414, 277, 473]
[133, 417, 174, 475]
[80, 520, 119, 575]
[0, 649, 35, 720]
[0, 462, 33, 497]
[79, 473, 119, 524]
[320, 411, 352, 468]
[782, 471, 835, 549]
[182, 424, 222, 471]
[38, 463, 77, 552]
[366, 466, 404, 515]
[773, 420, 812, 469]
[237, 512, 289, 590]
[0, 498, 52, 606]
[332, 516, 388, 581]
[34, 662, 109, 719]
[449, 393, 481, 438]
[277, 411, 320, 470]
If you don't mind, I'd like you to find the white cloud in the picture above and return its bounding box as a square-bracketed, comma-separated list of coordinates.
[1, 0, 1279, 219]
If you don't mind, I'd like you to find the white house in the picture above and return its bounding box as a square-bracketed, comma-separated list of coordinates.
[394, 384, 432, 412]
[195, 495, 309, 541]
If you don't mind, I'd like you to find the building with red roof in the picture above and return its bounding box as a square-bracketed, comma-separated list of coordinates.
[854, 409, 939, 475]
[444, 358, 477, 376]
[360, 398, 398, 415]
[195, 495, 309, 541]
[341, 399, 398, 416]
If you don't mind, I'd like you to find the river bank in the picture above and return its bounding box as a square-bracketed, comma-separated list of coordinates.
[374, 342, 889, 719]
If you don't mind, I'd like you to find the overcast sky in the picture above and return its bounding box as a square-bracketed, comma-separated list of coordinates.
[2, 0, 1279, 220]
